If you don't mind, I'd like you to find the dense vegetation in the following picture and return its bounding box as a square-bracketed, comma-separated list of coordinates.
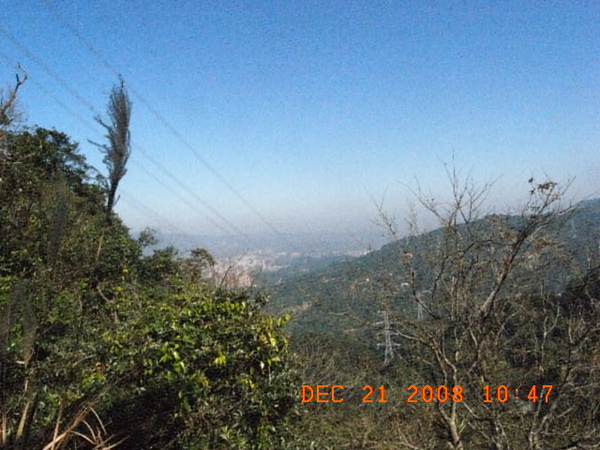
[0, 78, 306, 449]
[265, 178, 600, 449]
[267, 198, 600, 335]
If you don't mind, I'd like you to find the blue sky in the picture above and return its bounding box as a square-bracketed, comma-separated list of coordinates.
[1, 0, 599, 244]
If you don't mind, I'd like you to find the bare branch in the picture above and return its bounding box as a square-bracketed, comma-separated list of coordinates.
[0, 64, 27, 128]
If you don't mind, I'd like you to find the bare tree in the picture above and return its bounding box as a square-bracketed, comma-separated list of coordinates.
[377, 168, 599, 449]
[91, 78, 132, 224]
[0, 64, 27, 130]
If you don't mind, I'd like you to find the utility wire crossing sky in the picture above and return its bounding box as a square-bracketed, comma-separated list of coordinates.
[1, 0, 598, 244]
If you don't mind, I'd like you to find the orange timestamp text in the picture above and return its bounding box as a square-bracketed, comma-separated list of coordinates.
[300, 384, 554, 403]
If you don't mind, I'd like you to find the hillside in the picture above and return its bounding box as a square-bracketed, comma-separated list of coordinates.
[263, 198, 600, 337]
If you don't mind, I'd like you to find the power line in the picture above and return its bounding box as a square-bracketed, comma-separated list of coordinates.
[0, 26, 97, 114]
[119, 189, 190, 237]
[129, 156, 255, 246]
[131, 144, 254, 242]
[0, 29, 255, 247]
[0, 48, 238, 240]
[0, 53, 190, 240]
[39, 0, 298, 249]
[0, 50, 100, 135]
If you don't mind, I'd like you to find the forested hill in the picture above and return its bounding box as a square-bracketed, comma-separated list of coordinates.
[0, 88, 307, 449]
[263, 197, 600, 336]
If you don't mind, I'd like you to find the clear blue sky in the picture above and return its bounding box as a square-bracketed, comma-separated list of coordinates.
[2, 0, 599, 243]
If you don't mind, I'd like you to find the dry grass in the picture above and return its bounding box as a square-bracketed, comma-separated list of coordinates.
[42, 401, 124, 450]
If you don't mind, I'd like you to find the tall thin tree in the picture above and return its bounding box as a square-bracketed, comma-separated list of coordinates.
[91, 78, 132, 224]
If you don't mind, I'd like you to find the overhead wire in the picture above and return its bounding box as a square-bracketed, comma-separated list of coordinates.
[39, 0, 301, 251]
[0, 26, 96, 114]
[0, 67, 240, 250]
[0, 49, 92, 132]
[118, 189, 190, 237]
[129, 156, 254, 244]
[131, 144, 254, 242]
[0, 53, 196, 238]
[0, 24, 255, 247]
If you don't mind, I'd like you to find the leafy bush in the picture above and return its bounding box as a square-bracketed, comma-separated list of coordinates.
[100, 282, 300, 449]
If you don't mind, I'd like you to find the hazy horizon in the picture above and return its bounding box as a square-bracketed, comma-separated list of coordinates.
[2, 1, 598, 239]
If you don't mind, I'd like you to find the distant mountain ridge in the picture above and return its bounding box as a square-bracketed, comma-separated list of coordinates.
[263, 198, 600, 336]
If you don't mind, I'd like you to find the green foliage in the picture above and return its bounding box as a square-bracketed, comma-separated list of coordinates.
[0, 127, 107, 278]
[137, 226, 159, 249]
[1, 121, 304, 448]
[136, 245, 180, 283]
[266, 199, 600, 337]
[99, 281, 299, 448]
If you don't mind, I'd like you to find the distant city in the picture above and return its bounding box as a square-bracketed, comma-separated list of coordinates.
[142, 230, 389, 278]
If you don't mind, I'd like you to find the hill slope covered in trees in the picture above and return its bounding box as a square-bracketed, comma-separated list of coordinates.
[262, 186, 600, 449]
[0, 79, 307, 449]
[265, 197, 600, 337]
